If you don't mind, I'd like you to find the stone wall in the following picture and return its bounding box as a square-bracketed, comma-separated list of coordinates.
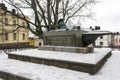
[0, 71, 30, 80]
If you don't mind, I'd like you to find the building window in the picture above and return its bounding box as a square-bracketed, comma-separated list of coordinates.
[23, 33, 25, 40]
[13, 20, 16, 26]
[5, 33, 8, 40]
[100, 36, 103, 39]
[4, 18, 8, 25]
[100, 42, 103, 46]
[39, 42, 41, 46]
[22, 22, 25, 26]
[13, 33, 16, 40]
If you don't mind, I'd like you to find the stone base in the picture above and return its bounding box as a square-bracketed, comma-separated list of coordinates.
[8, 49, 112, 74]
[38, 46, 94, 53]
[0, 71, 30, 80]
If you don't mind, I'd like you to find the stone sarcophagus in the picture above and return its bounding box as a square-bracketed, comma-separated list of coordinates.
[43, 30, 85, 47]
[43, 30, 111, 47]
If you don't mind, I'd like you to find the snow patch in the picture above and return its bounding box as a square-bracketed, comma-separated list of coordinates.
[0, 48, 120, 80]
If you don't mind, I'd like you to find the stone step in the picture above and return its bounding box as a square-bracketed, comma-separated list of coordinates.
[8, 49, 112, 74]
[38, 46, 94, 53]
[0, 70, 30, 80]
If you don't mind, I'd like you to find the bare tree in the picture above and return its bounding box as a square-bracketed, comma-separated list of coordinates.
[3, 0, 96, 36]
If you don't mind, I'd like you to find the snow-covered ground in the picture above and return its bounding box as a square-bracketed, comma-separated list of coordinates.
[9, 48, 111, 64]
[0, 49, 120, 80]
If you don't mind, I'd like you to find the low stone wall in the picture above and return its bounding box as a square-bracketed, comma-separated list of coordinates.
[38, 46, 94, 53]
[0, 42, 30, 49]
[8, 51, 112, 74]
[0, 71, 30, 80]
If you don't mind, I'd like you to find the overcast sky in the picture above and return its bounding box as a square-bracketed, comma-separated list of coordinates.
[82, 0, 120, 32]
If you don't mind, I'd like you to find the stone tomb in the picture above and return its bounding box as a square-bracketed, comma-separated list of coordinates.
[43, 30, 86, 47]
[42, 30, 92, 53]
[41, 30, 111, 53]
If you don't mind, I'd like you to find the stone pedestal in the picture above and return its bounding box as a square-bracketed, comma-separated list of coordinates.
[38, 46, 94, 53]
[42, 30, 111, 53]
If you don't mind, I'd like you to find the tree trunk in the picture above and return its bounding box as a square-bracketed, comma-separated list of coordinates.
[54, 0, 61, 29]
[47, 0, 51, 30]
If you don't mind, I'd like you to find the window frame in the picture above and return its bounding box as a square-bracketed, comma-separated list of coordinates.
[13, 33, 16, 40]
[100, 42, 103, 46]
[4, 18, 8, 25]
[22, 33, 25, 40]
[100, 36, 103, 39]
[13, 20, 16, 27]
[5, 33, 9, 40]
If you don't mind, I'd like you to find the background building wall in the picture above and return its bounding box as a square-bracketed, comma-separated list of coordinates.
[95, 34, 111, 47]
[0, 4, 29, 48]
[111, 33, 120, 48]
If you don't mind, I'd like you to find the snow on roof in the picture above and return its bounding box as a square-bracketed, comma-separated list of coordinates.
[81, 28, 92, 31]
[83, 30, 112, 35]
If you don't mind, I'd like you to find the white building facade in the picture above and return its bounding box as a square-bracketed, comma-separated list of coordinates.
[95, 34, 111, 47]
[34, 39, 43, 47]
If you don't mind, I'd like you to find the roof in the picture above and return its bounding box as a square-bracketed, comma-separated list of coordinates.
[0, 3, 28, 20]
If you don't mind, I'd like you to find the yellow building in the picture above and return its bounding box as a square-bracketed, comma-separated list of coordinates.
[0, 3, 29, 48]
